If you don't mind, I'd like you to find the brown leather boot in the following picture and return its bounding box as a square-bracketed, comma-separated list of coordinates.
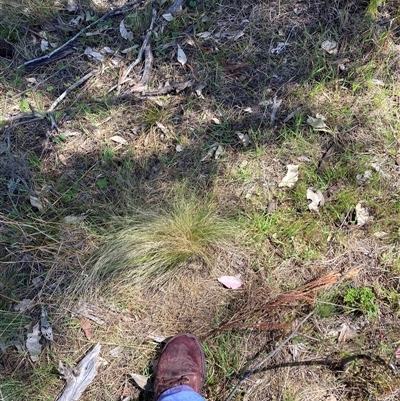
[153, 333, 206, 401]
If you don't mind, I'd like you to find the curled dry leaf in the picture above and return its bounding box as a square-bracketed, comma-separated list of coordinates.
[162, 13, 174, 21]
[110, 135, 128, 145]
[195, 83, 206, 98]
[130, 373, 153, 391]
[355, 202, 371, 226]
[307, 114, 328, 131]
[321, 40, 338, 54]
[201, 143, 219, 162]
[79, 318, 92, 340]
[306, 188, 325, 212]
[26, 323, 42, 362]
[30, 195, 44, 211]
[356, 170, 372, 183]
[84, 47, 104, 62]
[338, 323, 357, 343]
[214, 144, 224, 159]
[120, 19, 133, 41]
[218, 276, 243, 289]
[278, 165, 299, 188]
[237, 132, 250, 146]
[41, 39, 49, 52]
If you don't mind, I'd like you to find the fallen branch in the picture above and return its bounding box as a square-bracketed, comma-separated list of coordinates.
[225, 312, 314, 401]
[56, 343, 101, 401]
[18, 0, 147, 70]
[118, 6, 157, 89]
[48, 70, 96, 112]
[130, 42, 154, 93]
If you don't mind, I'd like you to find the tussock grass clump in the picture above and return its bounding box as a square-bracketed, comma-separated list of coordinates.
[89, 198, 236, 290]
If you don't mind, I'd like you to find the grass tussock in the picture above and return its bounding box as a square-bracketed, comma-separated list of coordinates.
[88, 197, 236, 290]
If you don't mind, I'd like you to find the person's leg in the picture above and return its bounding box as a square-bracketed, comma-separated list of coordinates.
[157, 385, 206, 401]
[153, 334, 207, 401]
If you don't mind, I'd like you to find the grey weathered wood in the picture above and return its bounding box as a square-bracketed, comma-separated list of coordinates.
[56, 343, 101, 401]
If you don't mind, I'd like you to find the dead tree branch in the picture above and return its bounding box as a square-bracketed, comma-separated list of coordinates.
[118, 6, 157, 89]
[56, 343, 101, 401]
[18, 0, 147, 70]
[130, 42, 154, 93]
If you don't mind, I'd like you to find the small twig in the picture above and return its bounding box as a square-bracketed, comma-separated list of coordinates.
[47, 70, 96, 112]
[18, 0, 147, 70]
[225, 311, 314, 401]
[118, 6, 157, 88]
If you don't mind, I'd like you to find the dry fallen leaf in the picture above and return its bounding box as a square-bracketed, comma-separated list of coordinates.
[373, 231, 389, 239]
[278, 165, 299, 188]
[63, 215, 86, 224]
[147, 334, 167, 343]
[338, 323, 357, 343]
[84, 47, 105, 62]
[237, 132, 250, 147]
[130, 373, 153, 391]
[30, 195, 44, 211]
[40, 38, 49, 52]
[306, 188, 325, 212]
[162, 13, 174, 21]
[307, 114, 328, 131]
[214, 144, 224, 159]
[218, 276, 243, 289]
[26, 323, 42, 362]
[109, 346, 122, 358]
[80, 318, 92, 340]
[110, 135, 128, 145]
[14, 299, 34, 312]
[195, 83, 206, 98]
[321, 40, 338, 54]
[120, 20, 133, 41]
[177, 45, 187, 66]
[355, 202, 370, 226]
[356, 170, 372, 183]
[201, 143, 219, 162]
[66, 0, 77, 12]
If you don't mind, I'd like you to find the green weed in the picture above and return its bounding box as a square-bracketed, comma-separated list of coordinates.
[343, 286, 379, 319]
